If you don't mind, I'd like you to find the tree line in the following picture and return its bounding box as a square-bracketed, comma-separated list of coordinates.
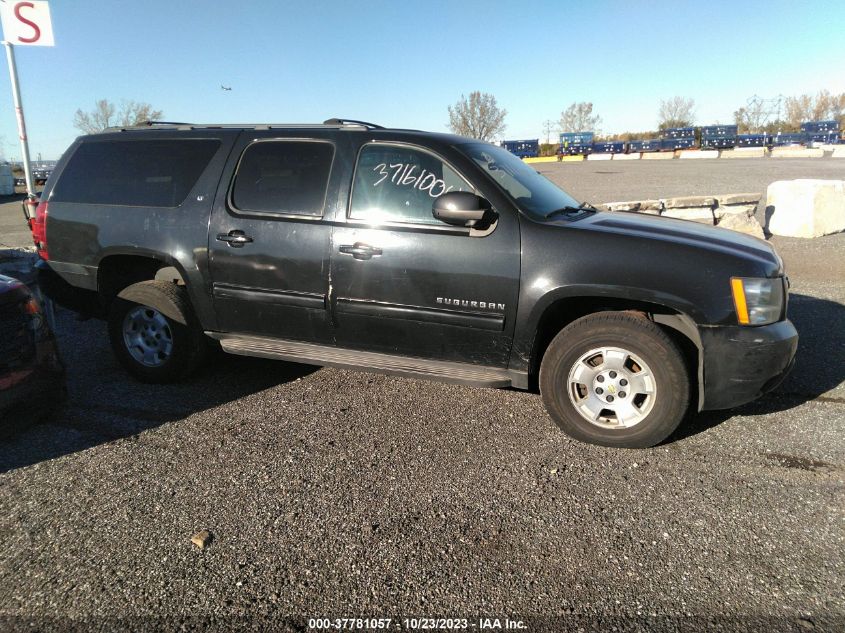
[445, 90, 845, 149]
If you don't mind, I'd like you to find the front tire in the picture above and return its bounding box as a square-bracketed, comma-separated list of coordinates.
[107, 281, 206, 383]
[540, 312, 690, 448]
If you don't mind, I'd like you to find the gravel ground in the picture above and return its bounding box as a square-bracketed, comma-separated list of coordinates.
[0, 166, 844, 631]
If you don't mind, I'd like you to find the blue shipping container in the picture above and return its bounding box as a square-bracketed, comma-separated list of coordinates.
[628, 139, 661, 152]
[560, 132, 594, 146]
[592, 141, 626, 154]
[662, 127, 696, 139]
[771, 132, 807, 146]
[559, 143, 591, 156]
[701, 125, 738, 138]
[701, 135, 737, 149]
[502, 139, 539, 158]
[801, 120, 839, 133]
[807, 131, 840, 144]
[736, 134, 768, 147]
[660, 138, 696, 150]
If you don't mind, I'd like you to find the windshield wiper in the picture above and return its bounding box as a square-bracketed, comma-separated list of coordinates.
[545, 202, 598, 219]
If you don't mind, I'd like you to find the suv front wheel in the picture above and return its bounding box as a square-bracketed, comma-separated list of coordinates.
[107, 280, 206, 383]
[540, 312, 690, 448]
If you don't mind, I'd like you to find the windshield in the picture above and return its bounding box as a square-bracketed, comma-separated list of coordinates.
[462, 142, 582, 219]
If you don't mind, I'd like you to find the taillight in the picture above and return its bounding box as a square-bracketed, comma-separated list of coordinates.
[31, 201, 49, 260]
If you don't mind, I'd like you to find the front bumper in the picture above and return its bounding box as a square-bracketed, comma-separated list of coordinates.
[700, 319, 798, 410]
[1, 340, 66, 429]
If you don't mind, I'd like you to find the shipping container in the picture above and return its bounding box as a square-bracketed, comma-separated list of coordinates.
[736, 134, 769, 148]
[628, 139, 661, 153]
[0, 164, 14, 196]
[807, 131, 840, 144]
[771, 132, 808, 146]
[661, 127, 696, 140]
[800, 120, 839, 133]
[558, 143, 592, 156]
[559, 132, 594, 146]
[591, 141, 626, 154]
[701, 125, 738, 138]
[660, 137, 696, 151]
[502, 139, 539, 158]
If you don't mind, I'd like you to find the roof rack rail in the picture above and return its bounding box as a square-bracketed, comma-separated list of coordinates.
[323, 118, 383, 130]
[139, 120, 194, 126]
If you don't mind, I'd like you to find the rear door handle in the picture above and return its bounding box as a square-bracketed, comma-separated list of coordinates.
[216, 230, 254, 248]
[339, 242, 382, 260]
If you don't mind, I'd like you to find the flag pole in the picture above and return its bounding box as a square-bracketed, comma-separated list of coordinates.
[3, 39, 36, 218]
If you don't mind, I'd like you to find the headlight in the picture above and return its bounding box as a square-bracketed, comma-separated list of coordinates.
[730, 277, 784, 325]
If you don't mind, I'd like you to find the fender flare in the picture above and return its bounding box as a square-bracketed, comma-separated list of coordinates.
[116, 281, 188, 326]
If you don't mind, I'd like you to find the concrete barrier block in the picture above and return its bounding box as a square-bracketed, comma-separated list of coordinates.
[770, 147, 824, 158]
[664, 196, 716, 210]
[662, 207, 715, 224]
[586, 154, 612, 161]
[557, 155, 585, 162]
[766, 179, 845, 238]
[639, 200, 664, 213]
[716, 213, 765, 239]
[523, 156, 559, 164]
[717, 193, 762, 206]
[832, 146, 845, 158]
[720, 148, 766, 158]
[715, 205, 757, 219]
[641, 152, 675, 160]
[603, 201, 641, 212]
[714, 193, 762, 219]
[612, 153, 641, 160]
[601, 199, 662, 214]
[679, 150, 720, 159]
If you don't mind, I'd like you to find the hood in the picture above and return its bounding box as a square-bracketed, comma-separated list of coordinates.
[0, 274, 29, 306]
[562, 211, 782, 275]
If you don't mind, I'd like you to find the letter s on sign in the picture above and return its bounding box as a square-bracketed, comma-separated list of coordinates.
[14, 2, 41, 44]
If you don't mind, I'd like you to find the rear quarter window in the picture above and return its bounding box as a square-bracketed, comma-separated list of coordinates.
[51, 139, 221, 207]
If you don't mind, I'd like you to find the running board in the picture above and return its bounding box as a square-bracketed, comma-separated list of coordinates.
[208, 333, 512, 388]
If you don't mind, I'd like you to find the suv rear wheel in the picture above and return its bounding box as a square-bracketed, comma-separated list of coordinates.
[540, 312, 690, 448]
[107, 280, 206, 383]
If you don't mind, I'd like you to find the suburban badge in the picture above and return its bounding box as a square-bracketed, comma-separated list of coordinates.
[436, 297, 505, 311]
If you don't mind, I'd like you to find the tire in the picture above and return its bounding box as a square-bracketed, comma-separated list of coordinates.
[539, 312, 690, 448]
[107, 280, 206, 383]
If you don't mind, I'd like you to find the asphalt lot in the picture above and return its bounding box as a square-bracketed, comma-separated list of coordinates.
[1, 159, 844, 631]
[536, 156, 845, 205]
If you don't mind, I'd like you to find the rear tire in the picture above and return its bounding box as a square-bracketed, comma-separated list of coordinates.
[107, 281, 206, 383]
[539, 312, 690, 448]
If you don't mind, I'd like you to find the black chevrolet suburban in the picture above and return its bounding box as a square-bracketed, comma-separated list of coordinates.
[34, 119, 798, 448]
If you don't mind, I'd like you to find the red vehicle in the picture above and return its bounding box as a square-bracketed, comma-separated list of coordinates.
[0, 274, 65, 432]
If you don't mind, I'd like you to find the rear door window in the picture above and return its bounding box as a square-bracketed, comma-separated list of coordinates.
[51, 139, 221, 207]
[230, 140, 334, 217]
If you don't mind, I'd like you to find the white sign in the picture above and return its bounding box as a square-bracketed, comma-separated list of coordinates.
[0, 1, 54, 46]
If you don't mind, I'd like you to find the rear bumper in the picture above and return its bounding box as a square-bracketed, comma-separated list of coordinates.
[36, 259, 104, 317]
[700, 319, 798, 410]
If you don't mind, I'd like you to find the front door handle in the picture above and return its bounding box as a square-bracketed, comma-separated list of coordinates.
[216, 230, 254, 248]
[339, 242, 383, 260]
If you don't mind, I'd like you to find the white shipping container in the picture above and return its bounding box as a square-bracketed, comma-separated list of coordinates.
[0, 164, 14, 196]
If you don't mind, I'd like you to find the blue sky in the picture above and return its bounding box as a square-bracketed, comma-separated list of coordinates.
[1, 0, 844, 159]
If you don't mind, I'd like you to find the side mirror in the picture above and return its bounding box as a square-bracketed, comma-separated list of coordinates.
[432, 191, 494, 227]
